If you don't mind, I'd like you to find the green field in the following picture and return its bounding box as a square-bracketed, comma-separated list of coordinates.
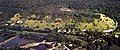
[8, 13, 115, 32]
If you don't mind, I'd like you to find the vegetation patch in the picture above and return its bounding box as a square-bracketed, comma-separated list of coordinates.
[7, 13, 115, 32]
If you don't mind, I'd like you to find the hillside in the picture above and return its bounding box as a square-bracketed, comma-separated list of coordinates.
[0, 0, 119, 23]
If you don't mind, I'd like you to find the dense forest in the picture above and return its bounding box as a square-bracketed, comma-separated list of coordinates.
[0, 0, 119, 24]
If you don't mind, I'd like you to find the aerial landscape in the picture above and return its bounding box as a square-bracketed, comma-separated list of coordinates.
[0, 0, 120, 50]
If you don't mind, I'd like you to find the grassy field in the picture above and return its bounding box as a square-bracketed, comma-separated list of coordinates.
[8, 13, 115, 32]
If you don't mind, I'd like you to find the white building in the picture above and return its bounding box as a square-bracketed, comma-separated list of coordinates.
[16, 20, 23, 24]
[57, 29, 62, 32]
[103, 29, 114, 32]
[115, 35, 119, 38]
[10, 23, 15, 26]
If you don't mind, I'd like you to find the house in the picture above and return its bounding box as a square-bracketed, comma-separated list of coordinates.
[16, 20, 23, 24]
[103, 29, 114, 32]
[10, 23, 15, 26]
[115, 35, 119, 38]
[82, 29, 87, 32]
[5, 24, 8, 26]
[63, 29, 67, 32]
[56, 27, 62, 33]
[57, 29, 62, 33]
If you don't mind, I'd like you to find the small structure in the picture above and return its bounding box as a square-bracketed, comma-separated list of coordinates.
[5, 24, 8, 26]
[56, 27, 62, 33]
[57, 29, 62, 33]
[82, 29, 87, 32]
[103, 29, 114, 33]
[60, 8, 72, 12]
[10, 23, 15, 26]
[63, 30, 67, 32]
[68, 44, 73, 47]
[16, 20, 23, 24]
[115, 35, 119, 38]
